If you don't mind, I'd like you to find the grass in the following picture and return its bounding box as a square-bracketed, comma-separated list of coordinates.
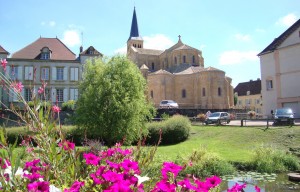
[155, 125, 300, 163]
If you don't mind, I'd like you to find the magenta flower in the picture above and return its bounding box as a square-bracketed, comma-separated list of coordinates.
[255, 185, 261, 192]
[178, 178, 197, 191]
[27, 181, 49, 192]
[227, 183, 247, 192]
[64, 180, 85, 192]
[24, 159, 41, 173]
[59, 140, 75, 151]
[205, 175, 222, 188]
[161, 162, 183, 180]
[151, 180, 176, 192]
[52, 105, 60, 113]
[0, 158, 11, 169]
[1, 59, 7, 71]
[24, 172, 44, 182]
[83, 152, 100, 166]
[102, 170, 123, 182]
[38, 87, 44, 94]
[104, 181, 132, 192]
[121, 159, 139, 174]
[11, 82, 24, 93]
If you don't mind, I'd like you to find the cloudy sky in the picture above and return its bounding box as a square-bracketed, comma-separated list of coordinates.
[1, 0, 299, 87]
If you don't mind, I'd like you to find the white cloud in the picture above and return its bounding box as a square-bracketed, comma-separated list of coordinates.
[114, 34, 174, 54]
[276, 13, 298, 27]
[219, 50, 258, 65]
[62, 30, 81, 47]
[49, 21, 56, 27]
[234, 33, 251, 41]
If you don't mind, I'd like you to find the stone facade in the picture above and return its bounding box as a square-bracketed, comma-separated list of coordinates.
[127, 8, 234, 109]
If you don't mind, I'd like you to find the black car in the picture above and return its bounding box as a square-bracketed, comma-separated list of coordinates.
[273, 108, 295, 125]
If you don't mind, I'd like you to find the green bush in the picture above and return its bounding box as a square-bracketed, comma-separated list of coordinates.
[178, 147, 235, 177]
[62, 100, 76, 111]
[146, 115, 191, 145]
[249, 145, 300, 173]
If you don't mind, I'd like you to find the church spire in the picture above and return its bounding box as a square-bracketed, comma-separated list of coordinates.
[128, 7, 140, 40]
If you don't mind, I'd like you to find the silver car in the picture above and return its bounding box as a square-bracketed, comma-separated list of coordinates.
[159, 100, 179, 109]
[205, 112, 230, 125]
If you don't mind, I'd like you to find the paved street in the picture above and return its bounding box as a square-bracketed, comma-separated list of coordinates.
[228, 119, 300, 127]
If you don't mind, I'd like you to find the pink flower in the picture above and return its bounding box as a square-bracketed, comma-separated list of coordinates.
[227, 183, 247, 192]
[255, 185, 261, 192]
[178, 178, 197, 191]
[1, 59, 7, 71]
[121, 159, 140, 174]
[27, 181, 49, 192]
[64, 180, 85, 192]
[52, 105, 60, 113]
[59, 140, 75, 151]
[83, 152, 100, 166]
[152, 180, 177, 192]
[205, 175, 222, 188]
[24, 172, 44, 182]
[24, 159, 41, 173]
[11, 82, 24, 93]
[161, 162, 183, 180]
[38, 87, 44, 94]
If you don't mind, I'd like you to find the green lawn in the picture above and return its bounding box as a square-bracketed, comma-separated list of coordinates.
[155, 125, 300, 163]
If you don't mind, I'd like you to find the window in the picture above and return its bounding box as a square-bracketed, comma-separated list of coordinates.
[218, 87, 222, 96]
[256, 99, 260, 104]
[183, 55, 186, 63]
[150, 90, 153, 98]
[266, 80, 273, 90]
[151, 63, 154, 70]
[40, 47, 51, 60]
[192, 55, 195, 64]
[24, 66, 34, 80]
[70, 88, 78, 101]
[10, 66, 19, 80]
[202, 88, 206, 96]
[70, 67, 79, 81]
[24, 88, 32, 101]
[56, 89, 64, 102]
[174, 57, 177, 64]
[182, 89, 186, 98]
[56, 68, 64, 81]
[40, 88, 50, 101]
[41, 68, 49, 80]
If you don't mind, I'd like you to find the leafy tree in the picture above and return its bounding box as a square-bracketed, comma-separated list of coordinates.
[75, 56, 154, 146]
[234, 94, 238, 106]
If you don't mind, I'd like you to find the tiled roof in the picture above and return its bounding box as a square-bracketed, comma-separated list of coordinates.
[258, 19, 300, 56]
[80, 46, 103, 56]
[174, 44, 198, 51]
[150, 69, 172, 75]
[234, 79, 261, 96]
[135, 48, 164, 55]
[205, 66, 223, 72]
[128, 7, 141, 41]
[11, 37, 76, 60]
[140, 64, 149, 70]
[0, 45, 9, 54]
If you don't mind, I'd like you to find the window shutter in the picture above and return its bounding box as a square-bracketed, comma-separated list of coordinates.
[74, 89, 78, 100]
[63, 67, 68, 81]
[63, 88, 68, 102]
[18, 66, 23, 80]
[25, 67, 29, 80]
[70, 68, 74, 81]
[52, 67, 56, 80]
[29, 66, 33, 80]
[75, 68, 78, 81]
[51, 88, 56, 102]
[70, 89, 74, 100]
[5, 66, 10, 78]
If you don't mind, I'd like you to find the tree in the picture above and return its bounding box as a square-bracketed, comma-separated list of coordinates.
[75, 56, 154, 146]
[234, 94, 238, 106]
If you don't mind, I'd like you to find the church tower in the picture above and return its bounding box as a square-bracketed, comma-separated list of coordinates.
[127, 7, 143, 54]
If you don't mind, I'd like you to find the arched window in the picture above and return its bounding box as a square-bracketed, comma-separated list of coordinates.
[150, 90, 154, 98]
[182, 89, 186, 98]
[174, 57, 177, 64]
[202, 88, 206, 96]
[183, 55, 186, 63]
[218, 87, 222, 96]
[151, 62, 155, 70]
[192, 55, 195, 64]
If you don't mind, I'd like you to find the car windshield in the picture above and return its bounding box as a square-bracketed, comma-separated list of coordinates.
[276, 108, 293, 115]
[209, 112, 221, 117]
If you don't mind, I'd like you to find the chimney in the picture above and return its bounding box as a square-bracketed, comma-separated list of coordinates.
[80, 46, 83, 53]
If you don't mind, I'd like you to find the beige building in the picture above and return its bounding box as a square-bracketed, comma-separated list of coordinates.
[258, 19, 300, 118]
[127, 8, 234, 109]
[1, 37, 101, 107]
[234, 79, 262, 114]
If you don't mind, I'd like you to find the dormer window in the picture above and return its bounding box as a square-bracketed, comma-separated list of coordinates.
[40, 47, 51, 60]
[88, 48, 94, 54]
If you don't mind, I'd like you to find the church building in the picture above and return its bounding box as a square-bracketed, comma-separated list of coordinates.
[127, 8, 234, 109]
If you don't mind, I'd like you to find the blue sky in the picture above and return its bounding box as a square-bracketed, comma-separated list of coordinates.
[1, 0, 300, 87]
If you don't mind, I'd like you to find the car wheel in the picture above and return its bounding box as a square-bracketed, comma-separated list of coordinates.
[227, 120, 230, 124]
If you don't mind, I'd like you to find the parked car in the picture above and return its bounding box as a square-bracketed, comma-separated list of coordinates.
[273, 108, 295, 125]
[159, 100, 179, 109]
[205, 112, 230, 125]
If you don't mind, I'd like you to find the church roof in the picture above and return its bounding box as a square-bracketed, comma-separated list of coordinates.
[174, 44, 198, 51]
[134, 47, 163, 55]
[173, 66, 205, 75]
[11, 37, 76, 60]
[128, 7, 141, 41]
[151, 69, 172, 75]
[258, 19, 300, 56]
[140, 64, 149, 70]
[205, 66, 223, 72]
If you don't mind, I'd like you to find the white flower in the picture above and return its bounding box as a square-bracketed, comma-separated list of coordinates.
[50, 185, 62, 192]
[134, 174, 150, 186]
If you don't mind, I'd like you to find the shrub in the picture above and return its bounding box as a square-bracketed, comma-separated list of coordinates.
[178, 147, 236, 177]
[249, 145, 300, 173]
[146, 115, 191, 145]
[62, 100, 76, 111]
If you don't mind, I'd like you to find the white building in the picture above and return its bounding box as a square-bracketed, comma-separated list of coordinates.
[258, 19, 300, 118]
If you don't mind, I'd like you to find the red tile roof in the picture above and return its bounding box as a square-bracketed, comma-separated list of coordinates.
[11, 37, 76, 60]
[0, 45, 9, 54]
[234, 79, 261, 96]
